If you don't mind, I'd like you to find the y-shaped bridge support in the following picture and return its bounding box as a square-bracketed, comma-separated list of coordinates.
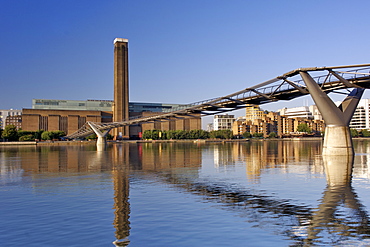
[88, 122, 111, 148]
[300, 72, 364, 156]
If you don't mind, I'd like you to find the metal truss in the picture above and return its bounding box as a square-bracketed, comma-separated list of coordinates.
[66, 63, 370, 139]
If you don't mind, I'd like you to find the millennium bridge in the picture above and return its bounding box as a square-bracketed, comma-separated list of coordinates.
[66, 63, 370, 155]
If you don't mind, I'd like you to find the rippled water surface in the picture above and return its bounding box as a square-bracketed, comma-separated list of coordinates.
[2, 140, 370, 246]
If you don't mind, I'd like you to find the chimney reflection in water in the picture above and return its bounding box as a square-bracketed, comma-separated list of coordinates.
[112, 144, 130, 246]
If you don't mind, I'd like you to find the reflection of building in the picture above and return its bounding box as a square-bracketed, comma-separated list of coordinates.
[14, 143, 202, 173]
[234, 141, 323, 180]
[213, 144, 235, 168]
[21, 38, 201, 138]
[140, 143, 202, 170]
[214, 114, 235, 130]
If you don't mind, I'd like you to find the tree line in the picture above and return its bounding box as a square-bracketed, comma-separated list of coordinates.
[142, 129, 233, 140]
[3, 122, 369, 141]
[141, 129, 276, 140]
[1, 125, 65, 141]
[350, 129, 370, 137]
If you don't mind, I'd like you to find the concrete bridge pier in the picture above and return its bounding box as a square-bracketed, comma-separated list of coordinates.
[88, 122, 111, 149]
[300, 71, 364, 156]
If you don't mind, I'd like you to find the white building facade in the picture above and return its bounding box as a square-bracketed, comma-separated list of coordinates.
[213, 114, 235, 130]
[278, 106, 313, 119]
[349, 99, 370, 130]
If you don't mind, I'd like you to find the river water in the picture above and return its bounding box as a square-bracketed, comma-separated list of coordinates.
[1, 140, 370, 246]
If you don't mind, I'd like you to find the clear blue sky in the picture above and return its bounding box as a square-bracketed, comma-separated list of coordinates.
[1, 0, 370, 117]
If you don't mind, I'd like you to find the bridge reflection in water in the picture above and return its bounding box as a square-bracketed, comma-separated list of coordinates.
[3, 141, 370, 245]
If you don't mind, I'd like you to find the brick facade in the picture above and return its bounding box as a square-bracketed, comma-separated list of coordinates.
[22, 109, 113, 135]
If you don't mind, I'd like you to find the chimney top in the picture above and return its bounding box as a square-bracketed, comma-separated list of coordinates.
[113, 38, 128, 44]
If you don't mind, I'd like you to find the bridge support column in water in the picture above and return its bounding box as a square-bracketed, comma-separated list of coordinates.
[88, 122, 111, 149]
[300, 71, 364, 155]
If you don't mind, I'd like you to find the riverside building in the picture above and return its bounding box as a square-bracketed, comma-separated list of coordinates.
[22, 99, 200, 138]
[349, 98, 370, 130]
[213, 114, 235, 130]
[0, 109, 22, 130]
[233, 105, 325, 138]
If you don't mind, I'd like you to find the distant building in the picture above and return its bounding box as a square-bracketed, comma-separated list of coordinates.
[278, 106, 313, 119]
[213, 114, 235, 130]
[22, 109, 112, 135]
[32, 99, 189, 114]
[206, 123, 214, 132]
[309, 105, 323, 121]
[233, 107, 280, 138]
[349, 98, 370, 130]
[23, 100, 201, 137]
[233, 105, 324, 138]
[32, 99, 113, 111]
[245, 104, 266, 121]
[5, 115, 22, 130]
[0, 109, 22, 130]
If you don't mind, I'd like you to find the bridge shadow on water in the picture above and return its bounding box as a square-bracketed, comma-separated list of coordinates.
[147, 154, 370, 246]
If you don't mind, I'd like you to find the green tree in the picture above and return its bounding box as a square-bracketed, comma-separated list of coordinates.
[351, 128, 359, 137]
[17, 130, 45, 141]
[2, 125, 18, 141]
[142, 130, 153, 139]
[268, 132, 277, 138]
[142, 130, 151, 139]
[189, 129, 201, 139]
[151, 130, 160, 140]
[242, 132, 251, 139]
[252, 132, 263, 138]
[18, 130, 31, 140]
[142, 130, 162, 140]
[194, 129, 209, 139]
[35, 130, 44, 140]
[165, 130, 176, 139]
[361, 129, 370, 137]
[52, 130, 65, 140]
[86, 133, 98, 140]
[209, 130, 233, 139]
[178, 130, 189, 139]
[19, 134, 34, 141]
[297, 123, 312, 133]
[41, 131, 53, 140]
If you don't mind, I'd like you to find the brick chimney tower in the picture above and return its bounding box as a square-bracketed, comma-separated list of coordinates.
[113, 38, 129, 139]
